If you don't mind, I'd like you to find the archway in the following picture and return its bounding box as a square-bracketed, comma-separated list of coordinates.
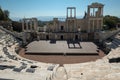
[75, 35, 78, 40]
[61, 35, 63, 40]
[46, 35, 49, 40]
[61, 26, 64, 31]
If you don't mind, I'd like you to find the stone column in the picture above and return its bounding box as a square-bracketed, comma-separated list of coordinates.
[101, 19, 103, 30]
[74, 20, 75, 32]
[88, 7, 90, 17]
[66, 20, 68, 32]
[36, 19, 38, 31]
[26, 20, 28, 31]
[101, 7, 103, 16]
[98, 7, 100, 17]
[93, 20, 94, 32]
[93, 8, 95, 16]
[70, 8, 72, 18]
[67, 8, 68, 18]
[88, 20, 90, 32]
[22, 19, 24, 31]
[97, 20, 98, 30]
[22, 32, 27, 44]
[34, 18, 37, 31]
[34, 19, 36, 31]
[74, 8, 76, 18]
[30, 19, 32, 31]
[37, 35, 40, 40]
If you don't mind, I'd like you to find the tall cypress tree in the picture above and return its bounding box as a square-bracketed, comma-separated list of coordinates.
[0, 7, 4, 20]
[0, 7, 10, 21]
[4, 10, 9, 20]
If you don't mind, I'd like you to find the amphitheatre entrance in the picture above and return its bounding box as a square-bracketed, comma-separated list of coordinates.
[19, 40, 105, 64]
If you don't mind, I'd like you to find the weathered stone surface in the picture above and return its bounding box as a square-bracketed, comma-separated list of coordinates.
[0, 29, 120, 80]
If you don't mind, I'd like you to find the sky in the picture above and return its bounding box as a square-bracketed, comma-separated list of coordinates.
[0, 0, 120, 20]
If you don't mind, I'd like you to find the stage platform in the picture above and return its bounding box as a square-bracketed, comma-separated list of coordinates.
[25, 40, 98, 55]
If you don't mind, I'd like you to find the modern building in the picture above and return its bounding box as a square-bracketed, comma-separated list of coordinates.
[22, 2, 104, 42]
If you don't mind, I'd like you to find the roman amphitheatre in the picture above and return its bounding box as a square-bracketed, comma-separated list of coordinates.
[0, 2, 120, 80]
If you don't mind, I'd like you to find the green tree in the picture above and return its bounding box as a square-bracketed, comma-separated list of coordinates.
[4, 10, 9, 20]
[0, 7, 4, 20]
[103, 15, 120, 30]
[12, 21, 22, 32]
[0, 7, 10, 21]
